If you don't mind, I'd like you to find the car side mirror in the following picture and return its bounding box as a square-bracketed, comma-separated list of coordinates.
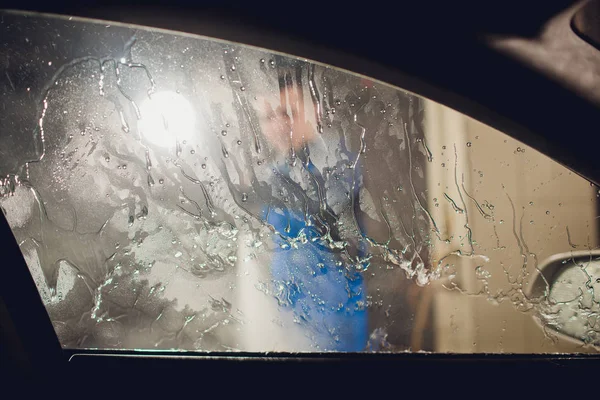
[529, 250, 600, 346]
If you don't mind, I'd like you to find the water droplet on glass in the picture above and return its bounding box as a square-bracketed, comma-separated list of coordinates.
[240, 86, 245, 91]
[230, 65, 236, 71]
[201, 163, 207, 169]
[221, 130, 227, 136]
[190, 149, 195, 154]
[269, 59, 275, 68]
[220, 75, 225, 80]
[226, 123, 230, 128]
[260, 58, 265, 64]
[442, 145, 446, 150]
[546, 210, 550, 215]
[105, 156, 110, 163]
[147, 174, 155, 187]
[159, 178, 164, 184]
[466, 142, 472, 147]
[241, 193, 248, 202]
[237, 140, 242, 145]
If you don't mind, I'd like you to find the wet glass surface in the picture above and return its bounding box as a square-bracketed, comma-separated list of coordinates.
[0, 10, 598, 352]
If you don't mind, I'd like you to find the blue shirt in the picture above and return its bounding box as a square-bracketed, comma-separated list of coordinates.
[263, 160, 368, 351]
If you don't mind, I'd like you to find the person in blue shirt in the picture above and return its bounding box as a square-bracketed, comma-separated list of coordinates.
[256, 58, 368, 351]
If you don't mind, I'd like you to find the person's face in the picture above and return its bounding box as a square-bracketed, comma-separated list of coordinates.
[257, 72, 317, 156]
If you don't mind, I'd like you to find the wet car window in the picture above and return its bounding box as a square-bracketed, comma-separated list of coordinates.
[1, 10, 598, 352]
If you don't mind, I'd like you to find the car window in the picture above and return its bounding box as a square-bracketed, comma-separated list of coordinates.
[1, 10, 598, 352]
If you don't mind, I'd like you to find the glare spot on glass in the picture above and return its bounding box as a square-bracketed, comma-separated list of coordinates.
[138, 91, 196, 148]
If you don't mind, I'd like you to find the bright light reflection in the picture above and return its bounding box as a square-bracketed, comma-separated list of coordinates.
[138, 91, 195, 148]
